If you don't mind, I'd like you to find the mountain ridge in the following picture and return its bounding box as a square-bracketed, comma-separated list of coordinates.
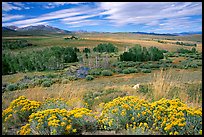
[2, 25, 202, 36]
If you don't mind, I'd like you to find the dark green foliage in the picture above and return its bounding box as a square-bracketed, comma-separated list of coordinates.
[93, 43, 118, 53]
[120, 45, 164, 62]
[140, 64, 151, 69]
[122, 67, 138, 74]
[83, 48, 91, 53]
[176, 41, 197, 47]
[2, 47, 78, 75]
[74, 47, 80, 52]
[85, 75, 94, 81]
[141, 69, 152, 73]
[176, 47, 197, 54]
[88, 68, 102, 76]
[101, 70, 113, 76]
[6, 84, 18, 91]
[2, 40, 36, 50]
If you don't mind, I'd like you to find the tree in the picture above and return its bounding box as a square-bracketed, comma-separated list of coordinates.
[83, 48, 91, 53]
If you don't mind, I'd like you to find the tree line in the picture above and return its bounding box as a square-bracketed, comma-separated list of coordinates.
[120, 44, 164, 62]
[2, 47, 78, 75]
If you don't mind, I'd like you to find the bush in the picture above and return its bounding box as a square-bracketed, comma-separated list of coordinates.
[85, 75, 94, 81]
[93, 43, 118, 53]
[141, 69, 151, 73]
[140, 64, 151, 69]
[122, 69, 131, 74]
[2, 96, 41, 134]
[6, 84, 18, 91]
[83, 48, 91, 53]
[18, 108, 98, 135]
[101, 70, 113, 76]
[41, 80, 53, 87]
[67, 76, 78, 81]
[190, 63, 198, 68]
[120, 45, 164, 62]
[113, 68, 123, 73]
[122, 68, 138, 74]
[18, 83, 29, 90]
[88, 69, 102, 76]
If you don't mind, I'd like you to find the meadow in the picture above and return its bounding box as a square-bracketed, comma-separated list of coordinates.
[2, 33, 202, 135]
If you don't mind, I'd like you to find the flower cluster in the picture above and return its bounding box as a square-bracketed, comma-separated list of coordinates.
[3, 96, 202, 135]
[99, 96, 202, 135]
[37, 97, 70, 111]
[98, 96, 152, 130]
[18, 108, 98, 135]
[2, 96, 41, 127]
[150, 98, 202, 135]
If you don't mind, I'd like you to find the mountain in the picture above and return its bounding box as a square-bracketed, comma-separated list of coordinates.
[17, 25, 71, 34]
[6, 26, 19, 30]
[130, 32, 177, 36]
[2, 25, 72, 36]
[172, 31, 202, 36]
[2, 27, 16, 32]
[130, 31, 202, 36]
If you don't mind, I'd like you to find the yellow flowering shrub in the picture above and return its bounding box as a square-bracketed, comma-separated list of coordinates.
[99, 96, 202, 135]
[98, 96, 152, 130]
[150, 98, 202, 135]
[37, 97, 70, 111]
[18, 108, 98, 135]
[2, 96, 41, 131]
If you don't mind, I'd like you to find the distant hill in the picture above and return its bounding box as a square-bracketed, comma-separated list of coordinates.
[2, 27, 16, 32]
[2, 25, 72, 36]
[129, 31, 202, 36]
[2, 25, 202, 37]
[172, 31, 202, 36]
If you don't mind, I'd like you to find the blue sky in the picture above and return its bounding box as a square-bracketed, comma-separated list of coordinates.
[2, 2, 202, 33]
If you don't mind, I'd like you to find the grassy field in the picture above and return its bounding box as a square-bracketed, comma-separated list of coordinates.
[2, 33, 202, 135]
[2, 33, 202, 52]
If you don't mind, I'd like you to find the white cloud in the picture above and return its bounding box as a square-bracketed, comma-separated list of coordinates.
[44, 2, 87, 9]
[2, 2, 202, 32]
[3, 5, 102, 28]
[98, 2, 202, 27]
[2, 2, 31, 11]
[2, 2, 21, 11]
[18, 22, 49, 28]
[2, 14, 25, 22]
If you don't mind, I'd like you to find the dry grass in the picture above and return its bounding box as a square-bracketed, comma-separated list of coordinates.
[145, 69, 202, 108]
[2, 68, 202, 109]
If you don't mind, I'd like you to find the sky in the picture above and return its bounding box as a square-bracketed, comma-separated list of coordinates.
[2, 2, 202, 33]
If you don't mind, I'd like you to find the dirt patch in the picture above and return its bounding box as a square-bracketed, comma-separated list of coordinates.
[172, 57, 186, 64]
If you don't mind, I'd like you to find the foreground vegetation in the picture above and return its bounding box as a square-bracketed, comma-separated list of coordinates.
[2, 95, 202, 135]
[2, 33, 202, 135]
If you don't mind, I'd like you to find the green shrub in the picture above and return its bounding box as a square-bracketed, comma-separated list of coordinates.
[67, 76, 77, 81]
[18, 83, 28, 90]
[101, 70, 113, 76]
[122, 67, 138, 74]
[190, 63, 198, 68]
[41, 80, 53, 87]
[6, 84, 18, 91]
[141, 69, 151, 73]
[122, 69, 131, 74]
[88, 69, 102, 76]
[140, 64, 151, 69]
[93, 43, 118, 53]
[85, 75, 94, 81]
